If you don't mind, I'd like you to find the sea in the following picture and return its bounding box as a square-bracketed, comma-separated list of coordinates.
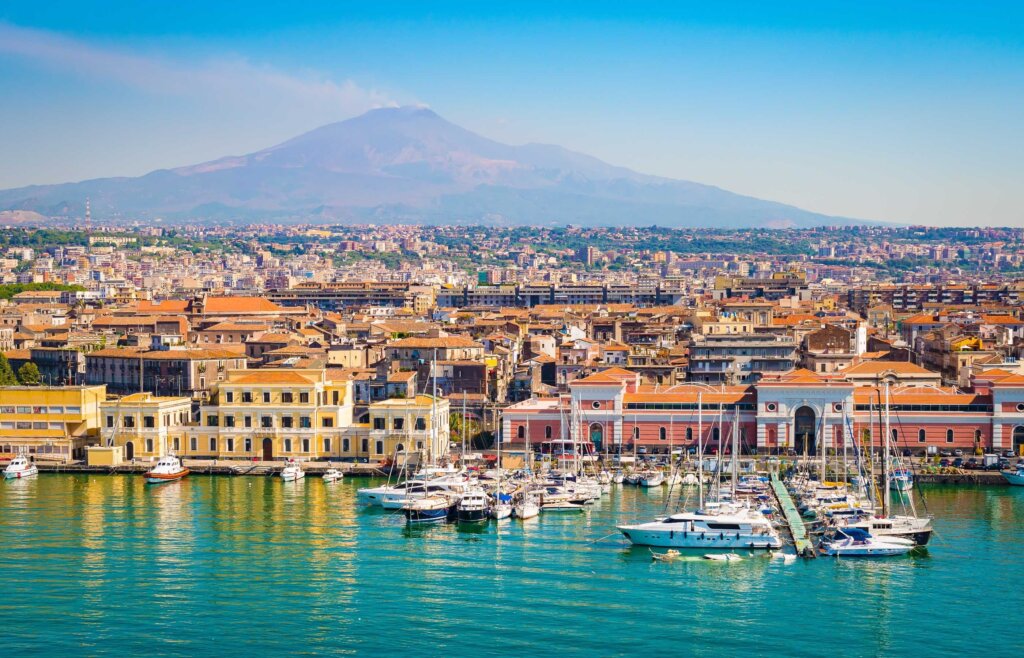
[0, 475, 1021, 657]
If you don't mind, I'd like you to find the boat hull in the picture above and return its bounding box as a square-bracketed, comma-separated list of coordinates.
[144, 469, 189, 484]
[457, 508, 488, 523]
[4, 467, 38, 479]
[618, 527, 782, 549]
[1002, 470, 1024, 486]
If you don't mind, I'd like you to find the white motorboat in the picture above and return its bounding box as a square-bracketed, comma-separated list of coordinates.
[540, 500, 586, 512]
[638, 471, 665, 487]
[403, 494, 456, 525]
[280, 460, 305, 482]
[611, 471, 625, 485]
[144, 455, 189, 484]
[617, 506, 782, 549]
[703, 553, 743, 562]
[1001, 464, 1024, 486]
[818, 527, 915, 557]
[890, 469, 914, 493]
[837, 513, 934, 546]
[3, 455, 38, 480]
[457, 489, 490, 523]
[322, 468, 344, 483]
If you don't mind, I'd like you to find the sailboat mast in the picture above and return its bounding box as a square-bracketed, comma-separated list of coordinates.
[697, 391, 704, 509]
[883, 382, 891, 517]
[731, 398, 739, 497]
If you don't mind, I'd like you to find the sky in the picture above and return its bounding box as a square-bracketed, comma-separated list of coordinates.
[0, 1, 1022, 226]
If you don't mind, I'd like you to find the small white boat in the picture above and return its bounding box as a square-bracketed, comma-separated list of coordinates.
[639, 471, 665, 487]
[3, 455, 38, 480]
[280, 460, 305, 482]
[540, 500, 586, 512]
[144, 455, 189, 484]
[611, 471, 625, 484]
[819, 528, 915, 557]
[703, 553, 743, 562]
[322, 468, 344, 483]
[491, 502, 513, 520]
[514, 495, 540, 519]
[890, 469, 914, 493]
[652, 549, 681, 562]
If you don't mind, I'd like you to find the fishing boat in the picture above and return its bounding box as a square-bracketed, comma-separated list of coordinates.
[322, 468, 344, 483]
[403, 494, 457, 525]
[457, 489, 490, 523]
[3, 455, 38, 480]
[617, 507, 782, 549]
[143, 455, 189, 484]
[818, 527, 915, 557]
[280, 460, 305, 482]
[1001, 463, 1024, 486]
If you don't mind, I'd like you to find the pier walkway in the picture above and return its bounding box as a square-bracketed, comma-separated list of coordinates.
[770, 473, 815, 558]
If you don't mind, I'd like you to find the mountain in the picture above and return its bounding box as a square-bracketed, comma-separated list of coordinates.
[0, 106, 867, 227]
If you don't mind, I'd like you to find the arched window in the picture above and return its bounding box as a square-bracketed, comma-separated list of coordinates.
[517, 425, 525, 439]
[891, 428, 898, 441]
[659, 427, 667, 441]
[545, 425, 553, 439]
[633, 426, 640, 440]
[975, 429, 982, 444]
[686, 427, 693, 441]
[946, 429, 954, 443]
[918, 429, 926, 443]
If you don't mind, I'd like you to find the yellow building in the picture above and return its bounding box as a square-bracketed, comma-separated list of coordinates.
[193, 369, 354, 460]
[0, 385, 105, 462]
[99, 392, 192, 461]
[365, 394, 450, 463]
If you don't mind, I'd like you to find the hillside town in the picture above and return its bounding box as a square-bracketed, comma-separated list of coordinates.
[2, 223, 1024, 466]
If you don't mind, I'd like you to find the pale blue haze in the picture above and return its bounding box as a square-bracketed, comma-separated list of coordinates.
[0, 3, 1022, 225]
[0, 475, 1022, 656]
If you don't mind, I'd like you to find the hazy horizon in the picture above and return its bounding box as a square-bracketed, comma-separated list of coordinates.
[1, 2, 1022, 226]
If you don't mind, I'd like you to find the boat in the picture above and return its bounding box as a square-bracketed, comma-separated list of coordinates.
[403, 494, 457, 525]
[638, 470, 665, 487]
[280, 460, 305, 482]
[514, 493, 540, 519]
[540, 499, 586, 512]
[3, 455, 38, 480]
[1001, 463, 1024, 486]
[890, 468, 914, 492]
[457, 489, 490, 523]
[617, 507, 783, 549]
[322, 468, 344, 483]
[702, 553, 743, 561]
[490, 492, 513, 520]
[818, 527, 915, 557]
[143, 455, 189, 484]
[651, 549, 681, 562]
[611, 471, 625, 484]
[837, 513, 934, 546]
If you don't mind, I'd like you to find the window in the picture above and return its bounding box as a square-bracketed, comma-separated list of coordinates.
[361, 438, 369, 453]
[299, 392, 309, 404]
[224, 416, 236, 428]
[415, 417, 426, 431]
[124, 416, 136, 428]
[281, 392, 293, 403]
[918, 429, 926, 443]
[106, 415, 114, 428]
[332, 391, 340, 405]
[323, 438, 332, 453]
[375, 440, 384, 454]
[226, 438, 234, 452]
[190, 437, 197, 451]
[225, 392, 234, 403]
[207, 415, 218, 427]
[244, 438, 252, 453]
[545, 426, 553, 439]
[373, 418, 386, 430]
[891, 428, 898, 441]
[144, 416, 155, 428]
[946, 429, 954, 443]
[244, 416, 252, 428]
[659, 427, 667, 441]
[517, 425, 525, 439]
[592, 401, 600, 409]
[145, 439, 153, 453]
[284, 438, 292, 452]
[302, 439, 310, 453]
[242, 391, 252, 403]
[299, 416, 311, 429]
[172, 438, 180, 452]
[633, 426, 640, 440]
[975, 429, 982, 444]
[281, 416, 293, 429]
[712, 427, 720, 442]
[209, 437, 217, 452]
[394, 418, 405, 430]
[322, 417, 334, 428]
[260, 391, 269, 403]
[686, 427, 693, 442]
[343, 438, 350, 452]
[261, 416, 273, 428]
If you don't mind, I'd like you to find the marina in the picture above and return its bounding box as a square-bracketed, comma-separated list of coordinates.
[1, 472, 1023, 655]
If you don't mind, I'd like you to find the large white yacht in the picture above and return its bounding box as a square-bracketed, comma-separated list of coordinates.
[617, 506, 782, 550]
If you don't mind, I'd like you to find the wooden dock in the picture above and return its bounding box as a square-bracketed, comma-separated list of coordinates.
[770, 473, 815, 558]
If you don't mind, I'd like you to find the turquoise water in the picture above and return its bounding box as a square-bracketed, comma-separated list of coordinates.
[0, 475, 1022, 657]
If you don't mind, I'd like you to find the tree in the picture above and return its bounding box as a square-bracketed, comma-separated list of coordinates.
[0, 354, 17, 386]
[17, 362, 41, 386]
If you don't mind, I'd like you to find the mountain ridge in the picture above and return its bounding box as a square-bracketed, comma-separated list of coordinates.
[0, 106, 871, 227]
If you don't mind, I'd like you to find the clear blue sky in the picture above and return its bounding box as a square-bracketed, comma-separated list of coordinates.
[1, 2, 1022, 225]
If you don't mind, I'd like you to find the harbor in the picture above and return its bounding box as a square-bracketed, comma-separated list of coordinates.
[1, 472, 1022, 656]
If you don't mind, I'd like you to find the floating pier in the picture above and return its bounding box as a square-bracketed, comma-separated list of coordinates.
[770, 473, 815, 558]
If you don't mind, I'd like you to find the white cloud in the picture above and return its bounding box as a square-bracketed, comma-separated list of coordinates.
[0, 21, 396, 114]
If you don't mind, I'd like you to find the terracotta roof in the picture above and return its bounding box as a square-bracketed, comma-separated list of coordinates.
[388, 336, 482, 349]
[572, 367, 637, 385]
[229, 371, 315, 385]
[137, 300, 189, 313]
[841, 361, 937, 376]
[203, 297, 287, 314]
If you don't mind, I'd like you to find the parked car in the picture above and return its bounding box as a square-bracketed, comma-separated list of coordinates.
[1003, 450, 1017, 459]
[998, 459, 1012, 470]
[964, 458, 981, 469]
[952, 457, 964, 468]
[939, 449, 954, 457]
[939, 458, 951, 467]
[953, 449, 964, 457]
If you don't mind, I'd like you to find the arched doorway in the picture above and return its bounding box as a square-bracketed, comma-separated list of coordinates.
[262, 438, 273, 461]
[1013, 426, 1024, 456]
[589, 423, 603, 450]
[124, 441, 135, 461]
[794, 406, 817, 457]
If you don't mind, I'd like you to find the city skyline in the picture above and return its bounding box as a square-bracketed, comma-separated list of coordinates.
[1, 3, 1022, 226]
